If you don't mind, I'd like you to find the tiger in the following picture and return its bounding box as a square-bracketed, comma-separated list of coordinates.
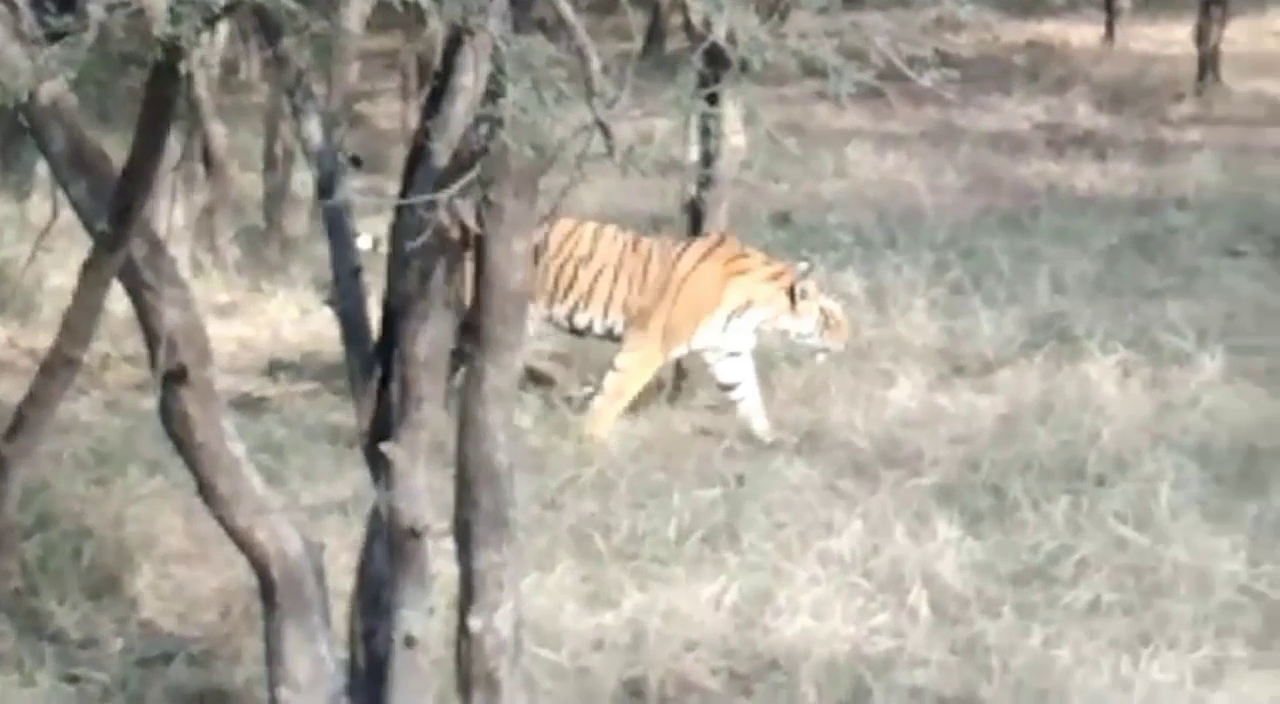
[447, 216, 850, 444]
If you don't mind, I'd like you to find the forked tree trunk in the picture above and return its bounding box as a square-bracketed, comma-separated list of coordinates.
[352, 19, 516, 700]
[248, 5, 520, 699]
[0, 39, 182, 585]
[0, 7, 343, 702]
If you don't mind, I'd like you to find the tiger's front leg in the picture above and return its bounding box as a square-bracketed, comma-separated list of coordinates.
[700, 347, 775, 444]
[582, 339, 668, 441]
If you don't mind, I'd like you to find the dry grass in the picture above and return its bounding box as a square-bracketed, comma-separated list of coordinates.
[3, 6, 1280, 702]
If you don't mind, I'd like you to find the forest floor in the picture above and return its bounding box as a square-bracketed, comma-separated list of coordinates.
[1, 6, 1280, 702]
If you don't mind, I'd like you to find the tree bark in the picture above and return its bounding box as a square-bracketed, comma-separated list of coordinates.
[248, 2, 515, 699]
[323, 0, 377, 146]
[454, 136, 534, 704]
[349, 20, 509, 702]
[0, 108, 40, 211]
[397, 1, 436, 145]
[0, 8, 343, 702]
[0, 39, 183, 583]
[666, 29, 745, 404]
[188, 21, 236, 270]
[1193, 0, 1228, 96]
[250, 1, 376, 409]
[261, 61, 305, 266]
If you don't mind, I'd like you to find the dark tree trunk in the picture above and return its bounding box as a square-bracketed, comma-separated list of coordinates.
[666, 29, 745, 405]
[1193, 0, 1229, 95]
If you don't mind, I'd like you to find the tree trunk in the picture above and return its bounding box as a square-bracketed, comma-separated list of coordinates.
[398, 2, 436, 144]
[665, 28, 745, 404]
[0, 108, 41, 217]
[0, 39, 183, 587]
[261, 63, 305, 267]
[1193, 0, 1229, 96]
[249, 3, 517, 699]
[324, 0, 377, 145]
[249, 1, 376, 413]
[0, 8, 343, 701]
[350, 19, 510, 701]
[189, 20, 236, 271]
[454, 136, 534, 704]
[147, 125, 199, 273]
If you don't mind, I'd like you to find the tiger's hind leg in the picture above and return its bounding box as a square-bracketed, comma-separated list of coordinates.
[700, 347, 775, 444]
[582, 338, 669, 441]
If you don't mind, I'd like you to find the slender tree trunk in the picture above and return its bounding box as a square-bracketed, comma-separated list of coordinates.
[261, 66, 305, 267]
[189, 21, 236, 271]
[398, 2, 436, 145]
[1193, 0, 1229, 96]
[658, 28, 745, 405]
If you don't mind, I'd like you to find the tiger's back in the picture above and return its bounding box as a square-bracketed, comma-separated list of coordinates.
[529, 217, 681, 342]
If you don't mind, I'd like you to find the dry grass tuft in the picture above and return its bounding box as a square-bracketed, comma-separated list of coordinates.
[3, 7, 1280, 702]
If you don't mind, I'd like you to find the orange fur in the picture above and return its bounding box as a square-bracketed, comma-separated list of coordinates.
[453, 217, 850, 442]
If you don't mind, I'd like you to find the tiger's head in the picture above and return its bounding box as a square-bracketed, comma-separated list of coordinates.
[769, 261, 851, 358]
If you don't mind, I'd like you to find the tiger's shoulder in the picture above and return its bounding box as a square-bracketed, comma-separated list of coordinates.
[660, 231, 851, 354]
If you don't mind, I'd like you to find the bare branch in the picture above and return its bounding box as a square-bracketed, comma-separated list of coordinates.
[544, 0, 619, 157]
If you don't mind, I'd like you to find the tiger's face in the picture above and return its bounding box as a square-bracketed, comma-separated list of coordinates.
[770, 262, 851, 357]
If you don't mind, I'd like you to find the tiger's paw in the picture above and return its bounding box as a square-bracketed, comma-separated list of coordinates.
[581, 411, 616, 444]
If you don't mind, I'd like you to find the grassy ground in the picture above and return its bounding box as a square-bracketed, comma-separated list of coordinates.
[2, 6, 1280, 702]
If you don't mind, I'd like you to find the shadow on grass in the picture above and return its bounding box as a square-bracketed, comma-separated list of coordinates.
[2, 476, 257, 702]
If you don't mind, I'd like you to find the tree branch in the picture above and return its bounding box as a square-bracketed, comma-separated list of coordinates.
[0, 37, 183, 578]
[543, 0, 619, 158]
